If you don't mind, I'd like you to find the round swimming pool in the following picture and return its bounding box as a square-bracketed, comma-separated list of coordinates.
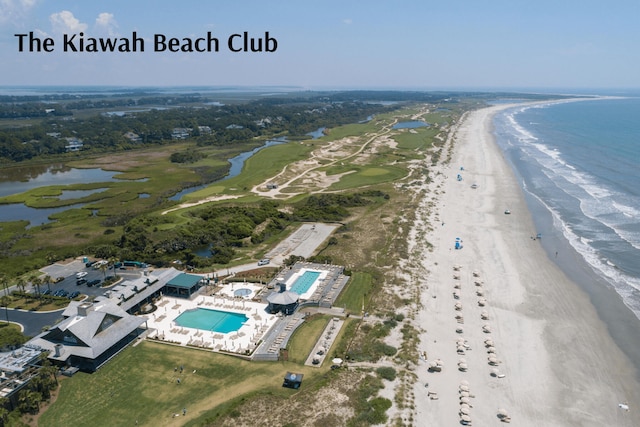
[234, 288, 252, 297]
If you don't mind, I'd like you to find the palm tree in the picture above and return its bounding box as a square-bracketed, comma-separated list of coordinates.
[30, 275, 42, 298]
[99, 262, 108, 281]
[0, 275, 9, 324]
[0, 397, 9, 425]
[43, 275, 52, 293]
[15, 277, 26, 294]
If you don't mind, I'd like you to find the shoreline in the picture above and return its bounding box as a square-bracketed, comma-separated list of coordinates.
[410, 103, 640, 426]
[494, 101, 640, 382]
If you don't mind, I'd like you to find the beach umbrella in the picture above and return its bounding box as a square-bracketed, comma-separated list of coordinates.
[458, 357, 467, 364]
[459, 385, 470, 392]
[455, 302, 462, 310]
[460, 396, 470, 404]
[460, 380, 469, 386]
[485, 339, 494, 346]
[460, 391, 470, 398]
[460, 403, 471, 411]
[459, 406, 470, 415]
[491, 368, 500, 377]
[488, 356, 498, 365]
[472, 270, 479, 277]
[456, 327, 464, 334]
[458, 363, 468, 371]
[460, 414, 472, 424]
[476, 289, 484, 296]
[454, 283, 461, 289]
[497, 408, 509, 418]
[487, 346, 496, 353]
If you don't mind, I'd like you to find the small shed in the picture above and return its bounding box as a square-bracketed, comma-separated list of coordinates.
[282, 372, 304, 389]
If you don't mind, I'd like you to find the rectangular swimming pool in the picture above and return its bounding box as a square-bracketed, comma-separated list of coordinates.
[174, 308, 248, 334]
[289, 271, 321, 295]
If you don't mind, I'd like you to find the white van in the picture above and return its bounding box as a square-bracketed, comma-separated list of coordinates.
[93, 260, 108, 269]
[257, 259, 270, 266]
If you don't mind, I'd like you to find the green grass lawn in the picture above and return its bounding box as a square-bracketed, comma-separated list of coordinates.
[40, 341, 322, 427]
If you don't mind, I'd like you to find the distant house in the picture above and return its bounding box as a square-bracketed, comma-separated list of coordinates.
[28, 301, 147, 372]
[124, 131, 142, 142]
[64, 137, 84, 152]
[172, 128, 191, 139]
[197, 125, 212, 134]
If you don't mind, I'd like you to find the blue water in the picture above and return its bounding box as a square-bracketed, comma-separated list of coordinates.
[392, 120, 429, 129]
[0, 167, 121, 198]
[493, 97, 640, 319]
[290, 271, 321, 295]
[174, 308, 248, 333]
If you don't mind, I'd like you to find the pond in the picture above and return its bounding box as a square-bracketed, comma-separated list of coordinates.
[392, 121, 430, 129]
[1, 202, 88, 229]
[306, 127, 326, 139]
[0, 165, 122, 198]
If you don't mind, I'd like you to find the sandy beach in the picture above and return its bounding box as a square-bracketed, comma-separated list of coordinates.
[410, 104, 640, 426]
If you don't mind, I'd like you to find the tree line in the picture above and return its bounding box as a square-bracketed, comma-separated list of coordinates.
[0, 91, 412, 163]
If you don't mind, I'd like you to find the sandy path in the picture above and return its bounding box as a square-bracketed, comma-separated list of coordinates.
[410, 104, 640, 426]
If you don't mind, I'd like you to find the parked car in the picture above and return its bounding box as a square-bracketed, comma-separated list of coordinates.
[87, 279, 101, 287]
[257, 258, 270, 266]
[55, 276, 65, 283]
[76, 271, 88, 278]
[69, 291, 80, 299]
[76, 278, 87, 285]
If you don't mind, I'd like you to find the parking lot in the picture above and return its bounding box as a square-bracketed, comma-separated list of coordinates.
[39, 259, 142, 300]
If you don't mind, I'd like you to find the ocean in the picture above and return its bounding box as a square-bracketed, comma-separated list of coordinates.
[493, 96, 640, 370]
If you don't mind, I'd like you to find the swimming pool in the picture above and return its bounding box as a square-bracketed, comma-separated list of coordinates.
[289, 271, 321, 295]
[234, 288, 252, 297]
[174, 308, 248, 333]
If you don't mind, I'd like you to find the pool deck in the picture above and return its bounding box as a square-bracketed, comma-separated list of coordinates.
[144, 262, 350, 361]
[145, 294, 278, 355]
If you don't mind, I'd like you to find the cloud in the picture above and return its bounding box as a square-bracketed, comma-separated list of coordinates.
[342, 18, 353, 25]
[95, 12, 118, 36]
[49, 10, 88, 34]
[0, 0, 38, 25]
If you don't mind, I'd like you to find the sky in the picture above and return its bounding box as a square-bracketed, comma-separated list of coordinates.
[1, 0, 639, 90]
